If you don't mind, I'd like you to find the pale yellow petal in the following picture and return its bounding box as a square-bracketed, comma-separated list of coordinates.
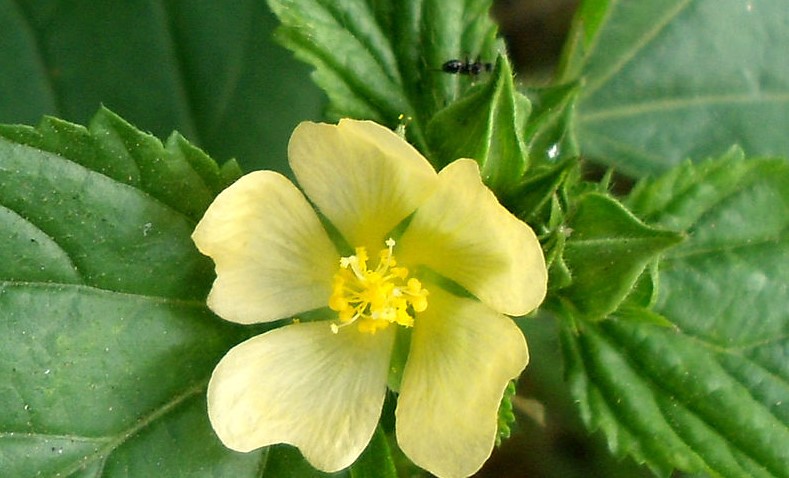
[288, 119, 438, 250]
[398, 159, 547, 316]
[396, 288, 529, 478]
[208, 322, 395, 472]
[192, 171, 338, 324]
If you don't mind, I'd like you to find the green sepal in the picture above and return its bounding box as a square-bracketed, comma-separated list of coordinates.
[612, 303, 676, 329]
[426, 55, 531, 193]
[612, 262, 676, 330]
[620, 260, 659, 310]
[522, 81, 581, 165]
[387, 327, 412, 393]
[504, 157, 579, 223]
[556, 193, 683, 321]
[541, 193, 574, 291]
[495, 380, 517, 447]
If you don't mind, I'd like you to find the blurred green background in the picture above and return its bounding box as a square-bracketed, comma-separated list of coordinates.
[0, 0, 323, 173]
[0, 1, 665, 476]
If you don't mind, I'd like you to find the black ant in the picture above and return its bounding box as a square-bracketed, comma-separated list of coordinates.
[441, 57, 492, 76]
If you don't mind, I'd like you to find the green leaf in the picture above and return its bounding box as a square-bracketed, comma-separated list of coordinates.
[349, 426, 397, 478]
[0, 0, 323, 172]
[257, 425, 395, 478]
[556, 193, 683, 321]
[426, 56, 531, 192]
[561, 154, 789, 476]
[0, 109, 273, 476]
[266, 0, 499, 155]
[562, 0, 789, 176]
[555, 0, 612, 80]
[263, 446, 345, 478]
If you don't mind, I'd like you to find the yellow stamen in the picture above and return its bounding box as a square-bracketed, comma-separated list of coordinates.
[328, 238, 429, 334]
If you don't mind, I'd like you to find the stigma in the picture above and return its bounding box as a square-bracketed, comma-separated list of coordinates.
[328, 238, 428, 334]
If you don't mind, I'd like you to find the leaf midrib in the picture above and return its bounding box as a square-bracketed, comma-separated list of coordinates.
[567, 234, 677, 248]
[0, 280, 208, 309]
[665, 232, 789, 261]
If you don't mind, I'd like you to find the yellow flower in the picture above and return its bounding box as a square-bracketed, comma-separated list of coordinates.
[192, 119, 547, 478]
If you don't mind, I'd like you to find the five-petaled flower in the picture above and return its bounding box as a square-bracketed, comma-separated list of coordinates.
[192, 119, 547, 478]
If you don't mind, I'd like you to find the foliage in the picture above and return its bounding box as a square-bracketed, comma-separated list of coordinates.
[1, 0, 787, 477]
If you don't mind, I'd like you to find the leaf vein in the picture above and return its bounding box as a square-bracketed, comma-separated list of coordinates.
[0, 432, 109, 442]
[0, 204, 84, 283]
[582, 0, 693, 99]
[569, 0, 618, 76]
[579, 325, 702, 472]
[580, 127, 668, 166]
[581, 91, 789, 123]
[55, 380, 207, 477]
[604, 324, 786, 476]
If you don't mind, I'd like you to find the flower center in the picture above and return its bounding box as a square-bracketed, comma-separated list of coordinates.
[328, 238, 428, 334]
